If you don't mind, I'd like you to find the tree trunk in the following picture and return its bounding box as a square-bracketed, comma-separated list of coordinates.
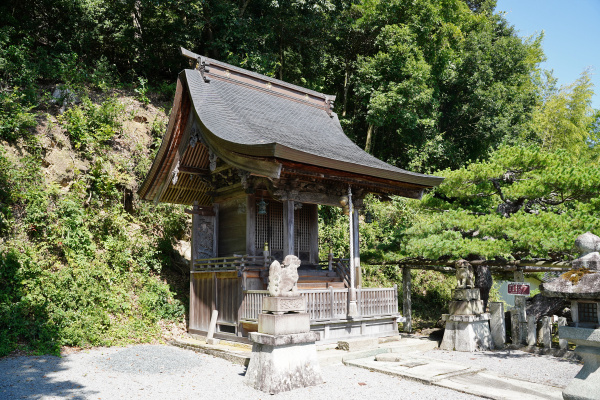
[364, 124, 375, 153]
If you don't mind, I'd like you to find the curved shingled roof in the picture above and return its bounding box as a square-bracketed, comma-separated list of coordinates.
[139, 50, 444, 204]
[182, 55, 443, 187]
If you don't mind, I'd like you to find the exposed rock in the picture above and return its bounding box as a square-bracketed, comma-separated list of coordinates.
[174, 240, 191, 262]
[575, 232, 600, 256]
[526, 294, 569, 321]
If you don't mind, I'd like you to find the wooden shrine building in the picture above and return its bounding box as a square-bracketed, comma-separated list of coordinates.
[139, 48, 444, 342]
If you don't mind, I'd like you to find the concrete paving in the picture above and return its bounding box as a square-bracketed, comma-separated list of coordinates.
[172, 335, 567, 400]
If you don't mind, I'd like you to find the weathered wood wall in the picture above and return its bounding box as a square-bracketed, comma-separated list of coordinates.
[217, 194, 246, 257]
[189, 271, 242, 334]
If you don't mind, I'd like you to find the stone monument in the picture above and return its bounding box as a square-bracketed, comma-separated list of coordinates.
[244, 255, 323, 394]
[440, 259, 493, 351]
[541, 232, 600, 400]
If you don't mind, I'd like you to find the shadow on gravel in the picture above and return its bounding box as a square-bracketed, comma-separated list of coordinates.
[0, 355, 96, 399]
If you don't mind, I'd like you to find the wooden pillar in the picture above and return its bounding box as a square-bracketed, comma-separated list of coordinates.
[191, 202, 200, 271]
[347, 187, 358, 318]
[402, 267, 412, 333]
[283, 199, 294, 256]
[309, 204, 319, 264]
[246, 194, 256, 256]
[352, 208, 361, 287]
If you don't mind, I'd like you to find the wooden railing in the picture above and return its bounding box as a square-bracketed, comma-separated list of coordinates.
[192, 254, 272, 272]
[240, 286, 398, 322]
[319, 256, 351, 287]
[358, 285, 398, 317]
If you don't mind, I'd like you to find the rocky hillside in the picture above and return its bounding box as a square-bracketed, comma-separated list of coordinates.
[0, 84, 191, 356]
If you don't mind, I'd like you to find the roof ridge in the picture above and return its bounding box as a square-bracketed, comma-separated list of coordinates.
[180, 47, 335, 108]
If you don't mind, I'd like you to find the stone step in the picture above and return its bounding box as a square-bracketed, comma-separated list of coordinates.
[436, 371, 563, 400]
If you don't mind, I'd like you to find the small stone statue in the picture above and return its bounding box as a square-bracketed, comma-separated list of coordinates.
[455, 259, 475, 288]
[268, 255, 301, 297]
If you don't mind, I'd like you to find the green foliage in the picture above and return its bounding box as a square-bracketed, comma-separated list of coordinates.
[0, 88, 37, 142]
[59, 95, 124, 151]
[403, 145, 600, 260]
[530, 70, 596, 155]
[0, 86, 187, 356]
[350, 0, 542, 171]
[134, 77, 150, 105]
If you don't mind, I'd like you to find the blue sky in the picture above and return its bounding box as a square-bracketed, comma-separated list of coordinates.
[495, 0, 600, 109]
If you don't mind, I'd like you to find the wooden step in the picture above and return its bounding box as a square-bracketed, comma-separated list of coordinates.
[298, 276, 342, 283]
[298, 270, 339, 277]
[297, 282, 346, 289]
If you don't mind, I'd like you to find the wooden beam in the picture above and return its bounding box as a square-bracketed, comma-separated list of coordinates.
[185, 206, 215, 216]
[179, 166, 210, 175]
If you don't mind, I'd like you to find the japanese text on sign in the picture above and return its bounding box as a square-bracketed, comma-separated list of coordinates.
[507, 282, 530, 296]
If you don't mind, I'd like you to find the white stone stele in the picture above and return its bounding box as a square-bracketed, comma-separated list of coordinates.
[245, 331, 323, 394]
[440, 313, 494, 352]
[559, 326, 600, 400]
[489, 302, 506, 348]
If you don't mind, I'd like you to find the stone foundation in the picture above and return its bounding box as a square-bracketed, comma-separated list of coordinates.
[440, 314, 493, 352]
[244, 296, 323, 394]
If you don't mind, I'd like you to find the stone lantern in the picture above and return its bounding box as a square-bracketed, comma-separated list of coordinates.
[541, 232, 600, 400]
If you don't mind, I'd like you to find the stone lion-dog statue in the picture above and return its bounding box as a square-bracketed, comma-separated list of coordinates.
[268, 255, 301, 297]
[455, 259, 475, 289]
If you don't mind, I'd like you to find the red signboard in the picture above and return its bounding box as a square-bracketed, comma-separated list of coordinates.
[507, 282, 530, 296]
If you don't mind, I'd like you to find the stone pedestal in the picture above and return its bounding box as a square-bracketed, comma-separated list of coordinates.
[245, 296, 323, 394]
[560, 326, 600, 400]
[441, 314, 493, 351]
[441, 287, 493, 352]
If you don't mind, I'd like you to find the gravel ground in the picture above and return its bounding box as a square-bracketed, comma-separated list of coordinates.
[0, 344, 582, 400]
[422, 348, 582, 388]
[0, 344, 481, 400]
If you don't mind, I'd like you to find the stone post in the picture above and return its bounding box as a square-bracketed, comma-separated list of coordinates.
[510, 310, 520, 345]
[489, 302, 506, 348]
[540, 316, 552, 348]
[402, 267, 412, 333]
[527, 315, 537, 346]
[557, 317, 568, 349]
[513, 269, 527, 345]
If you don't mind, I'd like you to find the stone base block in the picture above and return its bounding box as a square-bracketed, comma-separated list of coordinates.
[245, 332, 323, 394]
[562, 345, 600, 400]
[449, 300, 484, 315]
[262, 296, 306, 313]
[560, 327, 600, 400]
[440, 319, 493, 352]
[442, 313, 490, 322]
[451, 288, 481, 301]
[258, 313, 310, 335]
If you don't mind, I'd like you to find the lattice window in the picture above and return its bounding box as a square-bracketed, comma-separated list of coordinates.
[256, 200, 283, 252]
[578, 302, 598, 324]
[255, 200, 311, 255]
[295, 205, 310, 253]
